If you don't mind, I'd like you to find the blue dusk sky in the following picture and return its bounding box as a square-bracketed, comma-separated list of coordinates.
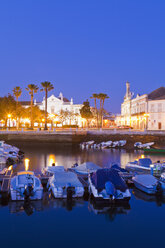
[0, 0, 165, 113]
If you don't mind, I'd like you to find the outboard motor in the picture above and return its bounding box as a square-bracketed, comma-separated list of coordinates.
[24, 183, 35, 200]
[67, 184, 75, 200]
[6, 157, 15, 166]
[156, 181, 163, 195]
[105, 181, 116, 200]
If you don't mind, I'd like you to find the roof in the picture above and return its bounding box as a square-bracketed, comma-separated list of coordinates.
[148, 87, 165, 100]
[58, 96, 70, 103]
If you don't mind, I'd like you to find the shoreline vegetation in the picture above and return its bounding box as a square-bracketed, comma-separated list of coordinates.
[0, 129, 165, 149]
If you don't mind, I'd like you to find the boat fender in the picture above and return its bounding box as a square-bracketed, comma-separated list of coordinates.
[105, 181, 116, 198]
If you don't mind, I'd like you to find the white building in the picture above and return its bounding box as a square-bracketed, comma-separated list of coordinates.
[20, 92, 83, 127]
[116, 82, 165, 130]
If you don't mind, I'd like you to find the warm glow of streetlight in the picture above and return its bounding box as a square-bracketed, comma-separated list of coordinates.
[24, 158, 30, 171]
[7, 114, 11, 118]
[144, 113, 150, 117]
[49, 114, 55, 119]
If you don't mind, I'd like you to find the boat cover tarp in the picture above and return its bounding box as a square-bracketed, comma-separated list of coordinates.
[91, 168, 127, 192]
[74, 162, 100, 173]
[53, 171, 83, 187]
[47, 166, 65, 173]
[111, 164, 128, 173]
[138, 158, 152, 167]
[133, 174, 157, 186]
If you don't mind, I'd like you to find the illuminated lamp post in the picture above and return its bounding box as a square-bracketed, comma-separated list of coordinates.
[144, 113, 150, 130]
[7, 114, 11, 130]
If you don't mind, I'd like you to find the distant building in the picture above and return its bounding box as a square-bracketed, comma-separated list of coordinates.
[20, 92, 83, 126]
[116, 82, 165, 130]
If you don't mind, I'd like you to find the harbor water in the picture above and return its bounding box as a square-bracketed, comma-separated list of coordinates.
[1, 143, 165, 248]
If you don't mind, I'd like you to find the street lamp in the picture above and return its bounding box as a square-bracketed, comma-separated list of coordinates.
[7, 114, 11, 130]
[144, 113, 150, 130]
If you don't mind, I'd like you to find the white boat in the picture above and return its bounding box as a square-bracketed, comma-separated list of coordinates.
[71, 162, 100, 176]
[10, 171, 43, 201]
[134, 142, 154, 149]
[89, 168, 131, 202]
[101, 141, 113, 149]
[42, 165, 65, 176]
[126, 158, 165, 174]
[0, 141, 24, 164]
[48, 171, 84, 199]
[118, 140, 127, 147]
[132, 174, 160, 194]
[159, 173, 165, 192]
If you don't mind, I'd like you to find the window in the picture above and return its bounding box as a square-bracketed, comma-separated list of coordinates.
[158, 103, 162, 112]
[150, 104, 154, 112]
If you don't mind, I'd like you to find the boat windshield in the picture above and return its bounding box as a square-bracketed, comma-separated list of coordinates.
[18, 174, 34, 185]
[138, 158, 152, 167]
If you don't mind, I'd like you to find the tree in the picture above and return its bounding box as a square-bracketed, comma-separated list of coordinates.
[59, 109, 69, 126]
[26, 84, 39, 128]
[41, 81, 54, 130]
[13, 87, 22, 105]
[90, 93, 99, 128]
[13, 86, 22, 129]
[80, 100, 93, 127]
[0, 94, 17, 127]
[98, 93, 109, 128]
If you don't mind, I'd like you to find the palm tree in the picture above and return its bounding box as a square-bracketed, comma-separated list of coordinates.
[98, 93, 109, 128]
[90, 93, 99, 128]
[13, 86, 22, 105]
[26, 84, 39, 128]
[13, 86, 22, 129]
[40, 81, 54, 130]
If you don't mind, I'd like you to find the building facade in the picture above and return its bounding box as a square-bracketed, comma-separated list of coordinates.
[20, 92, 83, 127]
[116, 82, 165, 130]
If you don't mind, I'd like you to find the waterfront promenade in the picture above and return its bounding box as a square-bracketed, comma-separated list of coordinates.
[0, 129, 165, 148]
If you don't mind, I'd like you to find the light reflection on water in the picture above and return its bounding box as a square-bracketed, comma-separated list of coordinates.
[15, 144, 165, 172]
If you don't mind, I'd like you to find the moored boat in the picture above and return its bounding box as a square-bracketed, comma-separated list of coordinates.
[89, 168, 131, 203]
[132, 174, 161, 195]
[126, 158, 165, 175]
[47, 171, 84, 199]
[10, 171, 43, 201]
[144, 148, 165, 154]
[71, 162, 101, 177]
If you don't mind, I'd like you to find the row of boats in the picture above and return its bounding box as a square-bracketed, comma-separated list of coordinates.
[9, 157, 165, 203]
[80, 140, 127, 149]
[0, 141, 24, 170]
[80, 140, 155, 150]
[1, 141, 165, 205]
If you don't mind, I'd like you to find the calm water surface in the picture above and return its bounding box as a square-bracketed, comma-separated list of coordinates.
[1, 144, 165, 248]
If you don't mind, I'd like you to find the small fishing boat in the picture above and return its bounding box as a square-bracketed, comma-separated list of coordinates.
[71, 162, 100, 177]
[89, 168, 131, 202]
[111, 140, 126, 148]
[10, 171, 43, 201]
[42, 165, 65, 176]
[47, 171, 84, 199]
[132, 174, 162, 195]
[134, 142, 154, 149]
[126, 158, 165, 174]
[144, 148, 165, 154]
